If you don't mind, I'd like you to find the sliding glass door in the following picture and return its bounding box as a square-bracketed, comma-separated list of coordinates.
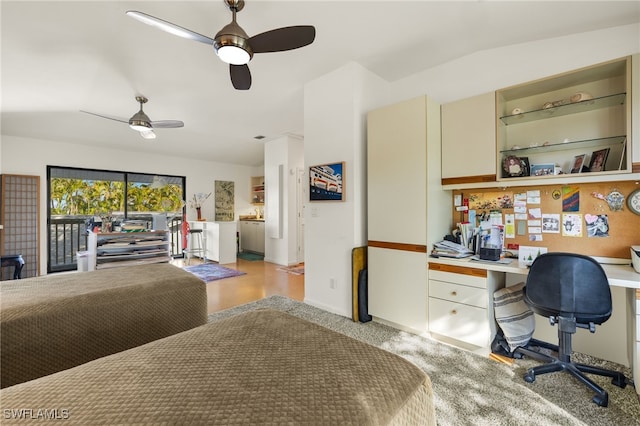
[47, 166, 185, 272]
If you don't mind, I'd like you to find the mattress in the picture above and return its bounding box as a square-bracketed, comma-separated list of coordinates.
[1, 263, 207, 388]
[0, 309, 436, 425]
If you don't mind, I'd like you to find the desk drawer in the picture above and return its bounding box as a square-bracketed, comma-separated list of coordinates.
[429, 280, 487, 309]
[428, 269, 486, 289]
[428, 298, 491, 347]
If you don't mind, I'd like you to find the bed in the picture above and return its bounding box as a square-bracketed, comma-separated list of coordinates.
[0, 309, 436, 425]
[1, 263, 207, 388]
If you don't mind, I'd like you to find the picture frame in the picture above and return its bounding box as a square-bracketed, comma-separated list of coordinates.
[502, 155, 529, 178]
[588, 148, 609, 172]
[309, 162, 344, 201]
[570, 154, 587, 174]
[530, 163, 555, 177]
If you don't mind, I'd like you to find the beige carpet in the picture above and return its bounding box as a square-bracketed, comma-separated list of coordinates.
[208, 295, 640, 426]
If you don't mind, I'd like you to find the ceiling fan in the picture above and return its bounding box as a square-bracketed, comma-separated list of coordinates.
[80, 96, 184, 140]
[126, 0, 316, 90]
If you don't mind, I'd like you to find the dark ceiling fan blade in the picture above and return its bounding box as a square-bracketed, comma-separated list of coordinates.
[249, 26, 315, 53]
[150, 120, 185, 129]
[126, 10, 214, 45]
[80, 110, 129, 124]
[230, 64, 251, 90]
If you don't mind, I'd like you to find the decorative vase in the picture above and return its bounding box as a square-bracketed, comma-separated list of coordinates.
[196, 207, 202, 221]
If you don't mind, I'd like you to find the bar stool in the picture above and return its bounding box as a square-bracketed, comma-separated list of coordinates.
[186, 229, 205, 265]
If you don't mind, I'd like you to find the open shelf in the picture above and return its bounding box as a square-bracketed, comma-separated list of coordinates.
[500, 135, 627, 156]
[499, 92, 626, 126]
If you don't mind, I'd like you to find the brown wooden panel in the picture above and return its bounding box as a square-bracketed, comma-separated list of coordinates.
[428, 262, 487, 278]
[452, 180, 640, 259]
[441, 174, 497, 186]
[632, 162, 640, 174]
[367, 240, 427, 253]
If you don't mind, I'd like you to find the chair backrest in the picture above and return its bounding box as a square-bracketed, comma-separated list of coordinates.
[524, 252, 612, 324]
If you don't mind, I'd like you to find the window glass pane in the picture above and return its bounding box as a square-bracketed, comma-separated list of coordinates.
[126, 175, 184, 214]
[49, 169, 125, 216]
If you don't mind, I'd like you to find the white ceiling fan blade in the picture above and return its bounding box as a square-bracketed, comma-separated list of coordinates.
[150, 120, 184, 129]
[140, 130, 156, 140]
[126, 11, 214, 45]
[80, 110, 129, 124]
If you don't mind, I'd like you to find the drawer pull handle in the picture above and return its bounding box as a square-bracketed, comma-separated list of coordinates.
[451, 291, 457, 296]
[450, 309, 457, 315]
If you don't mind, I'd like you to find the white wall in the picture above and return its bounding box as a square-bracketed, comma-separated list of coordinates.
[1, 135, 255, 274]
[263, 135, 303, 266]
[303, 62, 389, 316]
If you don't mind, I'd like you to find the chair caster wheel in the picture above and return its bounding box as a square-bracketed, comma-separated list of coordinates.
[592, 393, 608, 407]
[611, 376, 627, 389]
[523, 371, 535, 383]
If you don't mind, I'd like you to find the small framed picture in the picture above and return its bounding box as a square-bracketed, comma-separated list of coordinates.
[502, 155, 529, 177]
[309, 162, 345, 201]
[589, 148, 609, 172]
[530, 163, 555, 176]
[570, 154, 587, 174]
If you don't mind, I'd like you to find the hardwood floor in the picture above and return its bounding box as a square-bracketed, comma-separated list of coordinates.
[171, 258, 304, 314]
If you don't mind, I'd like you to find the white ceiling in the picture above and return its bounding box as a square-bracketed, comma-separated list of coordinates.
[2, 1, 639, 167]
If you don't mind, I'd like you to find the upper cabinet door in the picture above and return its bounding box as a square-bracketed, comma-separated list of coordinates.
[441, 92, 496, 186]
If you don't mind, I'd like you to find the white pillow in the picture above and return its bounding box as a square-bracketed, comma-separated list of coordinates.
[494, 282, 535, 352]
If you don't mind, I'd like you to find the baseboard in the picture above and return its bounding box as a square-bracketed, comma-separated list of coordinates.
[303, 297, 350, 318]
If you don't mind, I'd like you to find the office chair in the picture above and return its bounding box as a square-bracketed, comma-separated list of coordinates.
[519, 252, 628, 407]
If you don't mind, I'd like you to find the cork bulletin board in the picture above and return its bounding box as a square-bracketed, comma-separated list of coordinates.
[452, 180, 640, 259]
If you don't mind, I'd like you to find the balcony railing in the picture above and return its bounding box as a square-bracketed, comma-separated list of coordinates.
[49, 214, 185, 273]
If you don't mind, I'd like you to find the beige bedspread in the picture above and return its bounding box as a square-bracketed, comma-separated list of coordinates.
[1, 263, 207, 388]
[0, 309, 435, 425]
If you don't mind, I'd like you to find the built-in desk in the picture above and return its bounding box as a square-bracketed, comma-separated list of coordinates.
[427, 257, 640, 395]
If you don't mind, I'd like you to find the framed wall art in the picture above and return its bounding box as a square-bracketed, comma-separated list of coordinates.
[309, 162, 344, 201]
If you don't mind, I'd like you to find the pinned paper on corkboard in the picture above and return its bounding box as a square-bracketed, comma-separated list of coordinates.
[562, 186, 579, 212]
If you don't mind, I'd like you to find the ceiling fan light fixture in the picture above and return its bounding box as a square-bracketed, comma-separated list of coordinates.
[216, 44, 250, 65]
[129, 120, 152, 132]
[140, 130, 157, 140]
[214, 19, 253, 65]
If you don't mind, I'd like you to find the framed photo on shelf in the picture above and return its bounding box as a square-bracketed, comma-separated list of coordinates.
[588, 148, 609, 172]
[530, 163, 555, 177]
[502, 155, 529, 178]
[570, 154, 587, 173]
[309, 162, 344, 201]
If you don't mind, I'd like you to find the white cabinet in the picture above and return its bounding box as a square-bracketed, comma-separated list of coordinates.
[366, 95, 451, 333]
[441, 92, 496, 185]
[496, 56, 632, 183]
[240, 220, 265, 254]
[427, 263, 504, 348]
[88, 231, 171, 270]
[188, 221, 237, 264]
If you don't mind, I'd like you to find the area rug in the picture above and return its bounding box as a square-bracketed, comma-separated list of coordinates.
[208, 296, 640, 426]
[276, 264, 304, 275]
[182, 263, 246, 282]
[237, 252, 264, 261]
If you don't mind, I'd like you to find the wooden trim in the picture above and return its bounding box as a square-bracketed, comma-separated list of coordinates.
[441, 174, 497, 186]
[636, 289, 640, 300]
[632, 162, 640, 174]
[428, 262, 487, 278]
[368, 240, 427, 253]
